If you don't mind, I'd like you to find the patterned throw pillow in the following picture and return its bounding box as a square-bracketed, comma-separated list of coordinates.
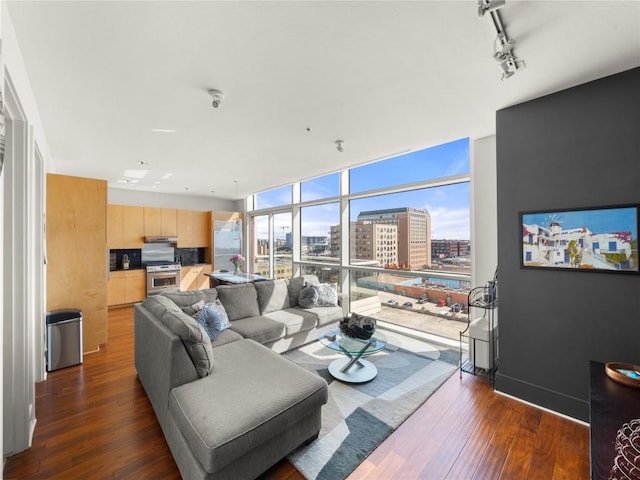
[193, 300, 231, 340]
[315, 283, 338, 307]
[298, 285, 319, 309]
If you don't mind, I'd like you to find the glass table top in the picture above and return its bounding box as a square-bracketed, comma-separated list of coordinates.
[318, 328, 387, 356]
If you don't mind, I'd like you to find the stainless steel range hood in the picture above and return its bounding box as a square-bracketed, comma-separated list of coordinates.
[144, 236, 178, 244]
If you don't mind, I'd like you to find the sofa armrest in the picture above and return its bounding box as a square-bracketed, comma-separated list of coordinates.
[337, 292, 349, 318]
[134, 303, 199, 424]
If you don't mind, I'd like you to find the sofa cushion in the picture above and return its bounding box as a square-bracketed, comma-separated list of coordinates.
[168, 339, 328, 474]
[262, 308, 318, 337]
[254, 279, 291, 314]
[210, 328, 243, 348]
[193, 300, 231, 340]
[292, 305, 344, 327]
[216, 284, 260, 321]
[142, 295, 214, 377]
[228, 315, 285, 344]
[162, 288, 219, 308]
[287, 275, 320, 307]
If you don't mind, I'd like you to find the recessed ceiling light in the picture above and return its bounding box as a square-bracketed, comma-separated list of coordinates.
[137, 161, 149, 165]
[150, 128, 176, 133]
[123, 169, 148, 179]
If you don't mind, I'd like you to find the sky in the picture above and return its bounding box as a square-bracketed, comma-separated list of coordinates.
[523, 207, 638, 239]
[256, 138, 471, 239]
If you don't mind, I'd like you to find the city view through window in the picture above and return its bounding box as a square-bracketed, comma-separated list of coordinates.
[249, 138, 471, 341]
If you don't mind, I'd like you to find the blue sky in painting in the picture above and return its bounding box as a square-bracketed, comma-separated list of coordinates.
[523, 207, 638, 238]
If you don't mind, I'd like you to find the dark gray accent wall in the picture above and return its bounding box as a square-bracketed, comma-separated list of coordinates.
[495, 67, 640, 421]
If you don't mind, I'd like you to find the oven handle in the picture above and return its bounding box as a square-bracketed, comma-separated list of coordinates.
[149, 272, 180, 279]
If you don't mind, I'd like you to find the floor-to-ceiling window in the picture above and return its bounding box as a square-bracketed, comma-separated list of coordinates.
[247, 138, 471, 341]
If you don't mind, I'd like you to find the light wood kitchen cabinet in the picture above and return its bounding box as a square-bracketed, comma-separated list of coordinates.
[177, 209, 211, 248]
[122, 206, 144, 247]
[180, 264, 213, 291]
[196, 264, 213, 290]
[162, 208, 177, 236]
[144, 207, 177, 236]
[108, 204, 144, 248]
[124, 269, 146, 303]
[107, 205, 124, 249]
[177, 209, 194, 247]
[108, 269, 146, 306]
[194, 211, 211, 248]
[107, 271, 126, 306]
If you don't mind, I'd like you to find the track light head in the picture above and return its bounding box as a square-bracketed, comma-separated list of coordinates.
[209, 89, 224, 108]
[478, 0, 505, 17]
[335, 140, 344, 153]
[493, 34, 515, 62]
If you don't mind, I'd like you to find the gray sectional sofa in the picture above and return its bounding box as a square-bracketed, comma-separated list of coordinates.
[134, 275, 347, 480]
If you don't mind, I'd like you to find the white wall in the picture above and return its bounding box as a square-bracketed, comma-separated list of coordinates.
[2, 0, 51, 459]
[470, 135, 498, 288]
[108, 187, 236, 211]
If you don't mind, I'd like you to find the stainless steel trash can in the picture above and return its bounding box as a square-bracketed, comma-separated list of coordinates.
[46, 308, 83, 371]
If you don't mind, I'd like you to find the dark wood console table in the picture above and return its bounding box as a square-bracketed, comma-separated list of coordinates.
[589, 360, 640, 480]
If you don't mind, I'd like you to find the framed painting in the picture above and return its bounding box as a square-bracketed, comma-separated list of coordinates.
[520, 204, 639, 274]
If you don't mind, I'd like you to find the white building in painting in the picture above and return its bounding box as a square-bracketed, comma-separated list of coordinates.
[522, 221, 634, 270]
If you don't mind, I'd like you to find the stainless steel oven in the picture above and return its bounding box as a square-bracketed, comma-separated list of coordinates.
[146, 263, 181, 296]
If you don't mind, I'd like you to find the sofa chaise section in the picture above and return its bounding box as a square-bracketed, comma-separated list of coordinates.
[168, 339, 327, 478]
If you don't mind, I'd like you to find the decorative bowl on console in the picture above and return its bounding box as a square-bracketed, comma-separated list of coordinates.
[605, 363, 640, 389]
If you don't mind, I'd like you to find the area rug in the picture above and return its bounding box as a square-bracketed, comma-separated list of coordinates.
[284, 330, 459, 480]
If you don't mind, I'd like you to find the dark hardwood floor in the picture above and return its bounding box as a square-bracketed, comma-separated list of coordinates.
[4, 306, 590, 479]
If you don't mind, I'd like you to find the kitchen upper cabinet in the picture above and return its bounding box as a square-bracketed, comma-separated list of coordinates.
[144, 207, 177, 236]
[122, 206, 144, 247]
[107, 205, 124, 249]
[194, 211, 211, 248]
[177, 209, 194, 247]
[177, 210, 211, 248]
[108, 204, 144, 248]
[162, 208, 177, 236]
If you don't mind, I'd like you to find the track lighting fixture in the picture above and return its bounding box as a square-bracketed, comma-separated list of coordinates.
[477, 0, 505, 17]
[335, 140, 344, 153]
[209, 89, 224, 108]
[477, 0, 525, 80]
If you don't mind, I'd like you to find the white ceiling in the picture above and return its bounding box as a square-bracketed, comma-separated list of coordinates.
[6, 1, 640, 200]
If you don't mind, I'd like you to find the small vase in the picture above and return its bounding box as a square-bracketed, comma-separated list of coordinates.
[233, 264, 241, 275]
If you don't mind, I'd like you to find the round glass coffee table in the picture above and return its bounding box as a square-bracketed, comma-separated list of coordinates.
[318, 328, 387, 383]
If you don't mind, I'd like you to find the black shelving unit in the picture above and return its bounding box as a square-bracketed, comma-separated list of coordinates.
[459, 274, 498, 381]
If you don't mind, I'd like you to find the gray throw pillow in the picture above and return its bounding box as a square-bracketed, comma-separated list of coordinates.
[298, 284, 319, 309]
[193, 301, 231, 340]
[181, 299, 205, 316]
